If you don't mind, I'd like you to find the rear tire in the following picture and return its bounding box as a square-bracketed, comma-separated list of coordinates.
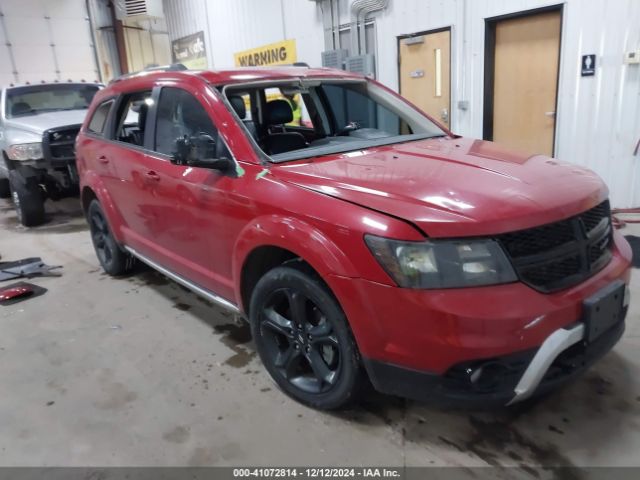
[250, 263, 365, 410]
[9, 172, 45, 226]
[87, 199, 134, 276]
[0, 177, 10, 198]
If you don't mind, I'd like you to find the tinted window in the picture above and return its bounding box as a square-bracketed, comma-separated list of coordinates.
[154, 87, 229, 160]
[113, 91, 152, 147]
[87, 100, 113, 135]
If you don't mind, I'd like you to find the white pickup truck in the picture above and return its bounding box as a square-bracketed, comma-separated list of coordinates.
[0, 82, 101, 226]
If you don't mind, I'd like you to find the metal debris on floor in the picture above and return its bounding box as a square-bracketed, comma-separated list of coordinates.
[0, 282, 47, 305]
[0, 257, 63, 281]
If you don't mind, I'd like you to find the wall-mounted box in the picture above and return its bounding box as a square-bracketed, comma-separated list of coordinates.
[624, 50, 640, 65]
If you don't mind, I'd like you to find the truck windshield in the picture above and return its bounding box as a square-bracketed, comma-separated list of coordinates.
[223, 78, 447, 163]
[5, 84, 100, 118]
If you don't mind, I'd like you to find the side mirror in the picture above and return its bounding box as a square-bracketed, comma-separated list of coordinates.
[171, 134, 233, 173]
[188, 156, 233, 173]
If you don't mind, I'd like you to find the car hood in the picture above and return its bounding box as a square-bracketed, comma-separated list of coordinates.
[4, 109, 88, 135]
[271, 137, 607, 238]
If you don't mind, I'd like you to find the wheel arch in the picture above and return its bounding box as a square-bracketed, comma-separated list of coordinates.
[234, 215, 359, 316]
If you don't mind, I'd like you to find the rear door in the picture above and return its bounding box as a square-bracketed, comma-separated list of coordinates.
[98, 90, 155, 244]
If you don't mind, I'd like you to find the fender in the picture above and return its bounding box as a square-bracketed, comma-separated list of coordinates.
[80, 171, 127, 244]
[232, 214, 360, 303]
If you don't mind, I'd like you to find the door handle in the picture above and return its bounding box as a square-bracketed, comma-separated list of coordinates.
[97, 155, 109, 164]
[544, 111, 556, 117]
[145, 171, 161, 181]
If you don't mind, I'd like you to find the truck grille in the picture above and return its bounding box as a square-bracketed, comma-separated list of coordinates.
[497, 200, 613, 293]
[42, 125, 81, 163]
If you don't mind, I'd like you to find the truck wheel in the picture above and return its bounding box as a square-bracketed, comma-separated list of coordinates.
[9, 173, 45, 226]
[250, 263, 365, 410]
[87, 199, 134, 276]
[0, 178, 10, 198]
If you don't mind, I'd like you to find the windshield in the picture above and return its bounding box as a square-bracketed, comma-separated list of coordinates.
[5, 84, 100, 118]
[223, 78, 446, 162]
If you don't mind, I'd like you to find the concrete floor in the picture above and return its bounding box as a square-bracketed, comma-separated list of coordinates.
[0, 198, 639, 470]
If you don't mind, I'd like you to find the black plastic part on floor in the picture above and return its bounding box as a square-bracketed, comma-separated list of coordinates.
[625, 235, 640, 268]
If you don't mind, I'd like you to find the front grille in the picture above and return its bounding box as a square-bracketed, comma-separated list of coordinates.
[498, 200, 613, 292]
[42, 125, 81, 163]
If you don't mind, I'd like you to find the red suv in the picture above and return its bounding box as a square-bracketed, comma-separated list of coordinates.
[76, 65, 632, 410]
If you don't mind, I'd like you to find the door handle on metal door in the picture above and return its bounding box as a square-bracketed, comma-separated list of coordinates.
[145, 171, 160, 181]
[97, 155, 109, 164]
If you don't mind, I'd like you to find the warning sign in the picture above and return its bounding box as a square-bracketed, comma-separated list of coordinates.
[234, 40, 297, 67]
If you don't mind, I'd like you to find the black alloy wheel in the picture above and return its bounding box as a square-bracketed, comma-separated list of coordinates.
[87, 199, 134, 276]
[250, 263, 364, 409]
[261, 287, 340, 393]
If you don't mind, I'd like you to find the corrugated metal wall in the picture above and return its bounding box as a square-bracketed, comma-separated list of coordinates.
[162, 0, 640, 207]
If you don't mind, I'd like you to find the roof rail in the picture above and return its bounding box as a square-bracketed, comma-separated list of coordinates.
[292, 62, 310, 67]
[143, 63, 188, 72]
[109, 63, 188, 84]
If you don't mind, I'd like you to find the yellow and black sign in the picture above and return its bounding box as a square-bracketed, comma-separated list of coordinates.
[234, 39, 297, 67]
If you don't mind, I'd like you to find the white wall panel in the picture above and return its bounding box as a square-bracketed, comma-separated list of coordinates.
[163, 0, 321, 68]
[162, 0, 640, 207]
[278, 0, 324, 66]
[0, 0, 98, 84]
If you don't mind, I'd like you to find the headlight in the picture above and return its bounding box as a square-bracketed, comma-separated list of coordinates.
[7, 143, 43, 161]
[365, 235, 517, 289]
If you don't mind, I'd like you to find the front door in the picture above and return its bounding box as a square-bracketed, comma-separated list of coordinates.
[399, 29, 451, 128]
[487, 9, 562, 156]
[133, 85, 237, 300]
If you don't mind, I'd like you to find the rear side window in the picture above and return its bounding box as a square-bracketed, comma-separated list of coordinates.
[112, 91, 152, 147]
[87, 100, 113, 135]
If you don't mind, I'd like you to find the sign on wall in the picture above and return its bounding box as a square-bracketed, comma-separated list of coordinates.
[581, 54, 596, 77]
[172, 31, 207, 69]
[234, 40, 297, 67]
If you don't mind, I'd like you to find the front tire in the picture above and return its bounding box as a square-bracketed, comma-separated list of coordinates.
[87, 199, 134, 276]
[250, 263, 364, 410]
[9, 172, 45, 226]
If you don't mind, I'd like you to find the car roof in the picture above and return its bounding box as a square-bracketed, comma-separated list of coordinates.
[109, 66, 362, 88]
[196, 66, 364, 85]
[92, 66, 364, 107]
